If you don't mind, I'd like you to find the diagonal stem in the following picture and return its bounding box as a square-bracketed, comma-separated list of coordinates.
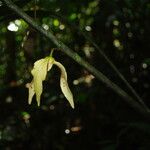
[2, 0, 150, 118]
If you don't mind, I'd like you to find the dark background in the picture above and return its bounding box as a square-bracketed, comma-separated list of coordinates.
[0, 0, 150, 149]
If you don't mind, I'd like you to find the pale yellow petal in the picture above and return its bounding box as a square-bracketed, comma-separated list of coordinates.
[31, 57, 54, 106]
[31, 58, 48, 81]
[26, 82, 35, 105]
[54, 61, 74, 109]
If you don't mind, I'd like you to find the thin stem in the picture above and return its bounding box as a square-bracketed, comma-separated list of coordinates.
[81, 31, 147, 109]
[50, 48, 54, 57]
[2, 0, 150, 119]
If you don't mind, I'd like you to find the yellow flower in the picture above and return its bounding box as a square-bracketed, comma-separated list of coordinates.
[26, 56, 74, 109]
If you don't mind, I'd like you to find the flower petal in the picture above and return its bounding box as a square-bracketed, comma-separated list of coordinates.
[26, 82, 35, 105]
[54, 61, 74, 109]
[31, 57, 54, 106]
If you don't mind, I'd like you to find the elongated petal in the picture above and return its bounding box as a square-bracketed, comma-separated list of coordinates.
[54, 61, 74, 109]
[26, 82, 35, 105]
[31, 57, 54, 106]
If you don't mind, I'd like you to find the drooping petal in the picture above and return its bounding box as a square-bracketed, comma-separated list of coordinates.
[31, 57, 54, 106]
[54, 61, 74, 109]
[26, 82, 35, 105]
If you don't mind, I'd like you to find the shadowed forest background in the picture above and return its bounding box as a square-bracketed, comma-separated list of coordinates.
[0, 0, 150, 149]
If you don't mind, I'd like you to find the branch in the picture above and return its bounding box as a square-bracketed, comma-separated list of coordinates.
[1, 10, 146, 111]
[2, 0, 150, 119]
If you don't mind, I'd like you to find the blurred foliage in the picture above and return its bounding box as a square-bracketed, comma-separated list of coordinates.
[0, 0, 150, 149]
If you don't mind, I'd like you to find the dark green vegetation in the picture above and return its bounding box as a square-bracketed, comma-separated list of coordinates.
[0, 0, 150, 149]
